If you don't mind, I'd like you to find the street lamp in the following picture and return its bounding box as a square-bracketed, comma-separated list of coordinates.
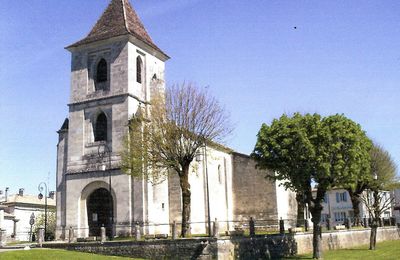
[38, 182, 47, 241]
[196, 143, 211, 237]
[29, 213, 35, 242]
[98, 144, 113, 239]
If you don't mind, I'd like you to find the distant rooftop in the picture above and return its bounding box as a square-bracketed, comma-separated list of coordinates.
[1, 193, 55, 207]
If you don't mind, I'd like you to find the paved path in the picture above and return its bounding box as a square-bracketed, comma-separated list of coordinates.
[0, 248, 24, 252]
[0, 244, 36, 252]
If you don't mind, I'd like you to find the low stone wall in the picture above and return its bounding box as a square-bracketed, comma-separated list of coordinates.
[44, 228, 400, 259]
[45, 234, 296, 259]
[45, 238, 216, 260]
[295, 227, 400, 255]
[226, 234, 296, 259]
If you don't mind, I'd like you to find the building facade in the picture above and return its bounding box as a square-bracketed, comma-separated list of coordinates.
[56, 0, 296, 239]
[0, 189, 55, 241]
[393, 188, 400, 223]
[319, 188, 393, 226]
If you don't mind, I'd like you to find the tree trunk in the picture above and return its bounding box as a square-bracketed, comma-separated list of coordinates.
[369, 223, 377, 250]
[296, 193, 305, 227]
[310, 203, 323, 259]
[179, 164, 191, 237]
[350, 194, 361, 226]
[369, 190, 379, 250]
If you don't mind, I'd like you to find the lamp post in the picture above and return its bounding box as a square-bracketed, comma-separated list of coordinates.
[372, 173, 379, 222]
[38, 182, 47, 241]
[196, 144, 211, 237]
[98, 144, 113, 239]
[29, 213, 35, 242]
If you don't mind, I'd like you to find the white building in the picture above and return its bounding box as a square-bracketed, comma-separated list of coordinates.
[0, 189, 55, 241]
[319, 188, 393, 226]
[56, 0, 297, 239]
[391, 188, 400, 223]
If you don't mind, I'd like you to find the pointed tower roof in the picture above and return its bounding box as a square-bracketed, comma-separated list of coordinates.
[67, 0, 167, 58]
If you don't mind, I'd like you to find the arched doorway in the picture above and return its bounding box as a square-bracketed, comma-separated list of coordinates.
[87, 188, 113, 237]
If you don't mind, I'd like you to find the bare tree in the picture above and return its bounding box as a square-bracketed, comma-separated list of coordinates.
[361, 189, 393, 250]
[361, 144, 398, 250]
[121, 83, 232, 237]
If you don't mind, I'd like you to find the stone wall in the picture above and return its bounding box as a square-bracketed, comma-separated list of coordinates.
[45, 227, 400, 259]
[227, 235, 297, 259]
[45, 239, 217, 260]
[44, 235, 296, 260]
[295, 227, 400, 254]
[56, 127, 68, 240]
[231, 152, 278, 221]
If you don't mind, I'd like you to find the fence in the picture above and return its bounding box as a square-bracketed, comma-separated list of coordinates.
[3, 216, 398, 244]
[53, 218, 292, 241]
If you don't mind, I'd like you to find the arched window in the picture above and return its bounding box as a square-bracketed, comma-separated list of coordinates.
[94, 112, 107, 142]
[136, 56, 143, 84]
[96, 59, 107, 83]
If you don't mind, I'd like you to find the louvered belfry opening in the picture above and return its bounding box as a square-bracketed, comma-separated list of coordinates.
[96, 59, 108, 83]
[136, 56, 143, 83]
[95, 113, 108, 142]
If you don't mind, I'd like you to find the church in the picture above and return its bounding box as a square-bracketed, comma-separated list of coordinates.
[56, 0, 296, 239]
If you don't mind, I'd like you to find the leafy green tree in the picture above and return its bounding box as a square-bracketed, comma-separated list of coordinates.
[121, 83, 232, 237]
[252, 113, 371, 259]
[33, 210, 56, 241]
[361, 144, 398, 250]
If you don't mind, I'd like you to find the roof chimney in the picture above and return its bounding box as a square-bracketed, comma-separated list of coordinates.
[18, 188, 24, 196]
[5, 187, 9, 202]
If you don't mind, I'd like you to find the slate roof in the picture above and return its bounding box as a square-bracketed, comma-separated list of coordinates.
[60, 118, 69, 131]
[67, 0, 168, 57]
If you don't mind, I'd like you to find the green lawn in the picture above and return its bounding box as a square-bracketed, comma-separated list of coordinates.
[285, 240, 400, 259]
[0, 249, 145, 260]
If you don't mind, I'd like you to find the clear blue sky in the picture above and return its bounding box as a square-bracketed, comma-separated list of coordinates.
[1, 0, 399, 195]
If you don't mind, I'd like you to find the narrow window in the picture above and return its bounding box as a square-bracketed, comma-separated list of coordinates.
[94, 113, 107, 142]
[136, 56, 143, 83]
[218, 165, 222, 184]
[96, 59, 108, 83]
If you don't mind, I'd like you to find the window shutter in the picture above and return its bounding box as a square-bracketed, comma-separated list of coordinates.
[336, 193, 340, 203]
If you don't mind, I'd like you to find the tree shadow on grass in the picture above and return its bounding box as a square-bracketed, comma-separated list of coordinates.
[282, 257, 313, 259]
[340, 248, 369, 251]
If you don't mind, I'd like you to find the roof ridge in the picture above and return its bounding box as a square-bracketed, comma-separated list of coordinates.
[121, 0, 129, 33]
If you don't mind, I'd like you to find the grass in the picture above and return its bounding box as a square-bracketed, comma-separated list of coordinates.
[284, 240, 400, 259]
[0, 249, 145, 260]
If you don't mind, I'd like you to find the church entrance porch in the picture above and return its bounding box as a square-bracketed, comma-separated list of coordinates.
[87, 188, 113, 237]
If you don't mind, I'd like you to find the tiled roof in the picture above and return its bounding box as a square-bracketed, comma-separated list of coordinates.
[67, 0, 167, 57]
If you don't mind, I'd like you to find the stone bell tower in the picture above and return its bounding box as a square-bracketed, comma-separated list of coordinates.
[56, 0, 169, 239]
